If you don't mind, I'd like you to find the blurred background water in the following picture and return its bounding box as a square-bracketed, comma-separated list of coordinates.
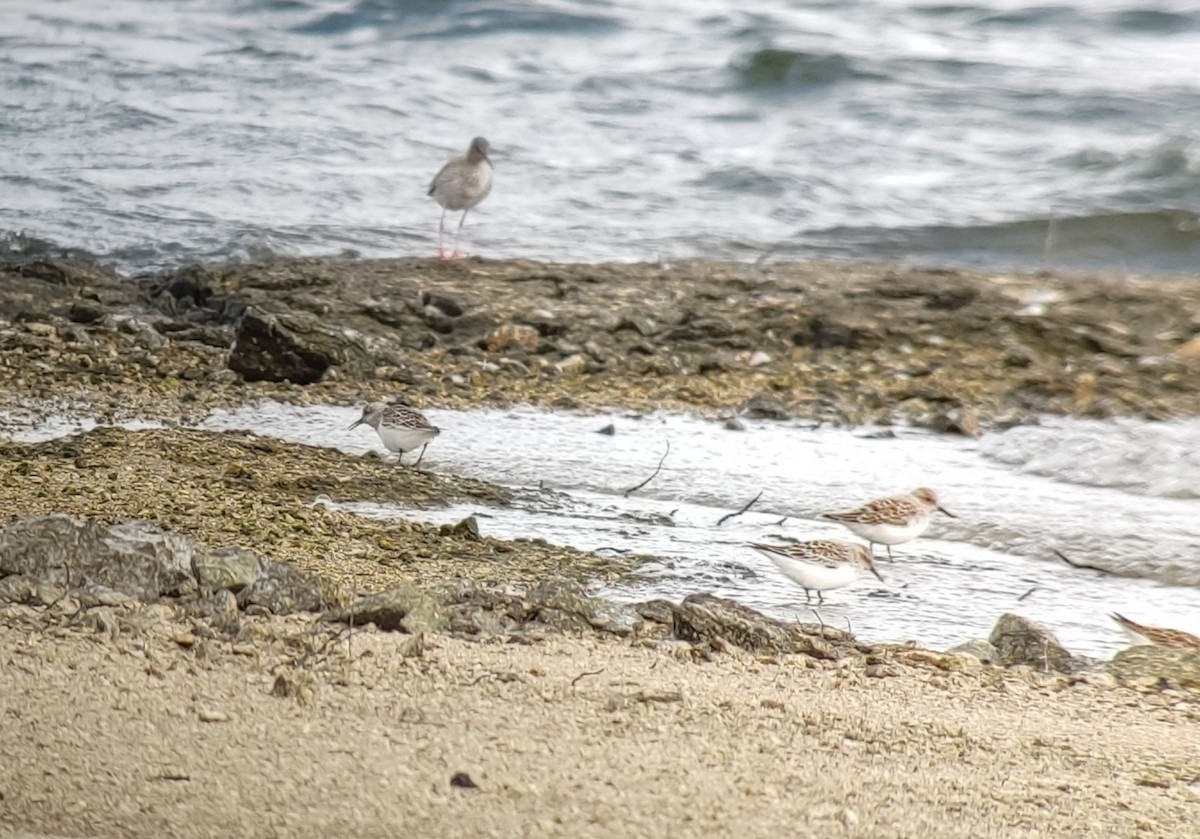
[3, 0, 1200, 272]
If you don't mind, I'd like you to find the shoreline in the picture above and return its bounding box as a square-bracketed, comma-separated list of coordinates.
[2, 254, 1199, 428]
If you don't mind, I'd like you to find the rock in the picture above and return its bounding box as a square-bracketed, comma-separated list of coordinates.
[948, 639, 998, 664]
[191, 547, 263, 593]
[666, 315, 733, 342]
[420, 291, 463, 318]
[327, 583, 448, 634]
[723, 417, 746, 431]
[555, 354, 587, 374]
[439, 515, 480, 541]
[528, 580, 643, 636]
[235, 560, 328, 615]
[930, 406, 982, 437]
[228, 308, 372, 384]
[0, 515, 194, 602]
[1108, 645, 1200, 692]
[421, 305, 455, 334]
[67, 301, 105, 324]
[596, 423, 616, 436]
[669, 593, 847, 659]
[791, 314, 878, 350]
[742, 392, 792, 420]
[181, 589, 240, 622]
[988, 613, 1079, 673]
[0, 573, 37, 604]
[271, 671, 316, 705]
[613, 315, 662, 337]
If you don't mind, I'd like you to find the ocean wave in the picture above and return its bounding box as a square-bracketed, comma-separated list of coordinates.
[292, 0, 620, 39]
[980, 418, 1200, 500]
[731, 48, 884, 91]
[796, 209, 1200, 273]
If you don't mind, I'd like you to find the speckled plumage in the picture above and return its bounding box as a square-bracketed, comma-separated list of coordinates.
[428, 136, 493, 259]
[749, 539, 883, 604]
[1111, 613, 1200, 652]
[349, 401, 440, 467]
[821, 487, 955, 561]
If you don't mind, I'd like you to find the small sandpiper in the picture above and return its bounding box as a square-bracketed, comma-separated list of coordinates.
[821, 487, 955, 561]
[349, 401, 440, 467]
[428, 136, 493, 260]
[1110, 613, 1200, 652]
[749, 539, 884, 604]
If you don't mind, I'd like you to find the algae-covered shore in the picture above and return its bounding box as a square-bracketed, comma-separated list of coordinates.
[2, 253, 1199, 838]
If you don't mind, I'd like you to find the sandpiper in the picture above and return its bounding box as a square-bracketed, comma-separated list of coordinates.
[428, 136, 493, 259]
[821, 487, 955, 561]
[349, 401, 440, 467]
[1110, 613, 1200, 652]
[749, 539, 883, 604]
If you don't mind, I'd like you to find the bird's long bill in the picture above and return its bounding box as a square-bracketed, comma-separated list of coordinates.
[348, 419, 363, 430]
[869, 563, 885, 583]
[938, 506, 957, 518]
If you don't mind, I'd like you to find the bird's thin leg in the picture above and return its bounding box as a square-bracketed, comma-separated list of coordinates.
[395, 450, 407, 467]
[804, 589, 812, 603]
[817, 591, 825, 605]
[450, 210, 469, 259]
[413, 443, 428, 469]
[886, 544, 895, 563]
[437, 209, 448, 259]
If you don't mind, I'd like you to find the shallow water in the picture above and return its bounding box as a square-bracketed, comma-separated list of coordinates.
[3, 1, 1200, 272]
[182, 402, 1200, 658]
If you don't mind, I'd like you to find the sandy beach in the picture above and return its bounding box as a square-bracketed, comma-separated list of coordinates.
[2, 604, 1198, 839]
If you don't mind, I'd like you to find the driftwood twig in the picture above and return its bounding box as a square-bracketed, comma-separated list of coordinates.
[716, 491, 764, 526]
[623, 441, 671, 497]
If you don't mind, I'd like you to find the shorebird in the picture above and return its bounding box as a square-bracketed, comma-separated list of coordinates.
[349, 401, 440, 467]
[1110, 614, 1200, 652]
[821, 487, 955, 561]
[749, 539, 883, 604]
[428, 136, 493, 259]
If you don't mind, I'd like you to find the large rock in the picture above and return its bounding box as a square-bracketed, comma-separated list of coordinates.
[0, 515, 195, 601]
[0, 515, 328, 616]
[668, 593, 848, 659]
[1108, 645, 1200, 692]
[988, 613, 1078, 673]
[228, 308, 372, 384]
[326, 583, 449, 633]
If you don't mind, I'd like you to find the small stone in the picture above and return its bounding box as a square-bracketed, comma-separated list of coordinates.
[742, 392, 791, 420]
[555, 353, 586, 374]
[197, 708, 230, 723]
[449, 772, 478, 790]
[723, 417, 746, 431]
[596, 423, 616, 436]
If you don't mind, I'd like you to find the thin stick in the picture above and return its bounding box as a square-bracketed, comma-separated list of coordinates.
[571, 668, 605, 687]
[623, 441, 670, 497]
[1017, 586, 1037, 602]
[1053, 549, 1109, 575]
[716, 491, 763, 526]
